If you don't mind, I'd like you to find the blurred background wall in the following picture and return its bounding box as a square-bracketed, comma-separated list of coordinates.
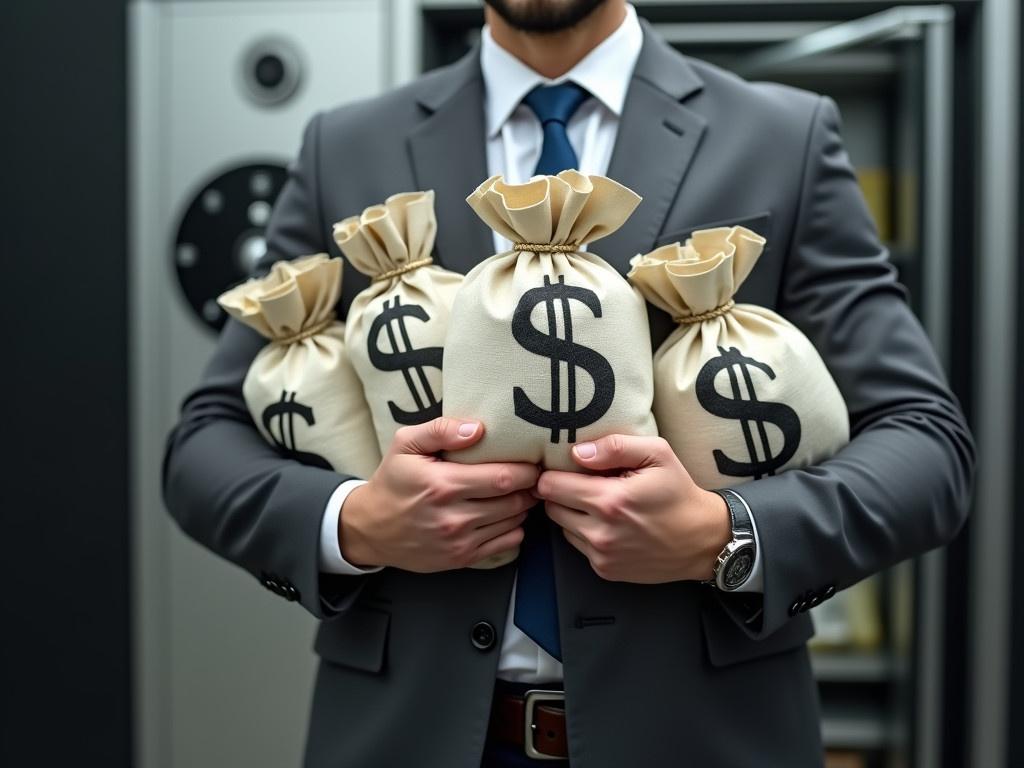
[2, 1, 1020, 767]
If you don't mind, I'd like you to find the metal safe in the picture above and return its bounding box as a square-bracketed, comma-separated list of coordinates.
[129, 3, 389, 766]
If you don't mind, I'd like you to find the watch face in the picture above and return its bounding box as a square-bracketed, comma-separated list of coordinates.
[723, 546, 754, 589]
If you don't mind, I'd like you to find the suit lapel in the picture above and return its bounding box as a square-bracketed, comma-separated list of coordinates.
[408, 49, 494, 275]
[599, 21, 707, 273]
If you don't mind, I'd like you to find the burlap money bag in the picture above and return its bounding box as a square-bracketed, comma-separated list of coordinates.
[333, 190, 464, 456]
[628, 226, 849, 490]
[217, 254, 381, 479]
[443, 170, 659, 474]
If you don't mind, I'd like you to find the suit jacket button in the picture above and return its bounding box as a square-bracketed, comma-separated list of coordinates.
[808, 592, 823, 608]
[788, 600, 801, 617]
[471, 621, 496, 651]
[823, 584, 837, 599]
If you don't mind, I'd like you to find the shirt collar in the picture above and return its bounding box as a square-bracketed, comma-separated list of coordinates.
[480, 3, 643, 139]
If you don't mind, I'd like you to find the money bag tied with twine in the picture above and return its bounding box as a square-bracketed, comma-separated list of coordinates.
[333, 190, 464, 456]
[444, 170, 659, 475]
[217, 254, 381, 479]
[628, 226, 850, 490]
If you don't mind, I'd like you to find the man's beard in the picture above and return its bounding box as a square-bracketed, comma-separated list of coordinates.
[484, 0, 610, 34]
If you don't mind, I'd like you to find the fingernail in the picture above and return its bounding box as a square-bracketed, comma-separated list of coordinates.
[457, 421, 479, 437]
[574, 442, 596, 459]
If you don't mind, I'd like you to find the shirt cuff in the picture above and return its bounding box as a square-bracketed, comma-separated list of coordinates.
[319, 479, 384, 575]
[727, 490, 763, 593]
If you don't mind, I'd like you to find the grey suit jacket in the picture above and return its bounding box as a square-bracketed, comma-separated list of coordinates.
[162, 20, 975, 768]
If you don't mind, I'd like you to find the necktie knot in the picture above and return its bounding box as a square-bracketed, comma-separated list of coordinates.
[522, 82, 590, 127]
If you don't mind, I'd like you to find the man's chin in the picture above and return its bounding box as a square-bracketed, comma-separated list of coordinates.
[484, 0, 610, 34]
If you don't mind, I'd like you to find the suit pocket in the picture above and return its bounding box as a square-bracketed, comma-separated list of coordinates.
[656, 211, 772, 249]
[700, 596, 813, 668]
[313, 606, 391, 674]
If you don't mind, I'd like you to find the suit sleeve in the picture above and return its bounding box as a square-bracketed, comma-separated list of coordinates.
[161, 112, 372, 620]
[715, 96, 975, 638]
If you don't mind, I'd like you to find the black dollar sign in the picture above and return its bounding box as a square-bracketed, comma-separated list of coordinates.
[695, 346, 801, 479]
[261, 391, 332, 469]
[511, 274, 615, 443]
[367, 295, 443, 425]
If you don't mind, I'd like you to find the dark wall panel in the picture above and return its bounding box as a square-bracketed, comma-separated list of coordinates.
[0, 1, 131, 765]
[1010, 1, 1024, 764]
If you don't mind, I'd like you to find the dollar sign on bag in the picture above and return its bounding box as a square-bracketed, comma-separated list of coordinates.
[262, 391, 331, 469]
[512, 274, 615, 443]
[367, 296, 443, 425]
[695, 346, 801, 479]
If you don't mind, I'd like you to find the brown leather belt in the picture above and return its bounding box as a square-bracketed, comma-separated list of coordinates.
[489, 688, 568, 760]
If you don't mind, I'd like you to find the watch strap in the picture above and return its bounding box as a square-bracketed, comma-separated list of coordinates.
[715, 488, 753, 539]
[707, 489, 756, 591]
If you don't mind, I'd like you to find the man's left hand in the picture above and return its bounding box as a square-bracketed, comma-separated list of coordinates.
[536, 435, 732, 584]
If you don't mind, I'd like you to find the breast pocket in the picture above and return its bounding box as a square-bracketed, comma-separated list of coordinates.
[313, 605, 391, 674]
[656, 211, 773, 249]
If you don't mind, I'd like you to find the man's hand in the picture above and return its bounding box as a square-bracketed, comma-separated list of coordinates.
[536, 435, 731, 584]
[339, 418, 538, 572]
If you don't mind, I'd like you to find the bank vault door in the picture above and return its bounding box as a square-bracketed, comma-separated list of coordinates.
[129, 3, 390, 767]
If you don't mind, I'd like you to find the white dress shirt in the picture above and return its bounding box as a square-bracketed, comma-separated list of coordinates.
[318, 4, 762, 684]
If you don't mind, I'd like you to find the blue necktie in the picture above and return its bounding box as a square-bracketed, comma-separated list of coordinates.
[523, 82, 590, 176]
[513, 82, 590, 662]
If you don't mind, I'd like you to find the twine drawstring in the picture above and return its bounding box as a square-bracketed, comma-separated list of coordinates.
[274, 314, 336, 345]
[513, 243, 580, 253]
[674, 300, 736, 325]
[371, 256, 435, 283]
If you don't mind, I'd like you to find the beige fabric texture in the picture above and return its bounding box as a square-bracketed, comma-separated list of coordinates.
[628, 226, 849, 490]
[217, 254, 381, 479]
[444, 171, 658, 475]
[334, 190, 464, 456]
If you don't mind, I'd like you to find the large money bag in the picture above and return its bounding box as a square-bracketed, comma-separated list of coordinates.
[333, 190, 464, 455]
[217, 253, 381, 479]
[444, 171, 658, 472]
[628, 226, 849, 490]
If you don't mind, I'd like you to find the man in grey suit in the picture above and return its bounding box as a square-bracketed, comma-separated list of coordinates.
[163, 1, 975, 765]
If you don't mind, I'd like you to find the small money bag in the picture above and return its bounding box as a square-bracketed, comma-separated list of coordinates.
[443, 171, 658, 473]
[334, 190, 464, 456]
[628, 226, 850, 490]
[217, 253, 381, 479]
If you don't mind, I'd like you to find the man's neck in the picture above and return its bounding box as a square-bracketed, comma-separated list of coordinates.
[484, 1, 628, 80]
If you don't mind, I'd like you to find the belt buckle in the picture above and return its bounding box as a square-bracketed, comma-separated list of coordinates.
[523, 689, 566, 761]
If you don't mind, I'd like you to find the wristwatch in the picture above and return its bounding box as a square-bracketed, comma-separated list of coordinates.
[706, 489, 757, 591]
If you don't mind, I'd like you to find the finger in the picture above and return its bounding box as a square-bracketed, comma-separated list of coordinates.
[543, 500, 595, 540]
[535, 470, 612, 514]
[444, 461, 541, 499]
[561, 526, 593, 561]
[570, 434, 670, 472]
[471, 526, 527, 564]
[461, 491, 537, 527]
[393, 417, 483, 456]
[470, 509, 529, 547]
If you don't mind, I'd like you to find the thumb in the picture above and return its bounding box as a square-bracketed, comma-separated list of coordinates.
[393, 417, 484, 456]
[570, 434, 668, 472]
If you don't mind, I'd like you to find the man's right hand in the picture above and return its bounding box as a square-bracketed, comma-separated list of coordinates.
[338, 418, 538, 572]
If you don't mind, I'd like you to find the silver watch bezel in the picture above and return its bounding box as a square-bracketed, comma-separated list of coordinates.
[713, 536, 756, 591]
